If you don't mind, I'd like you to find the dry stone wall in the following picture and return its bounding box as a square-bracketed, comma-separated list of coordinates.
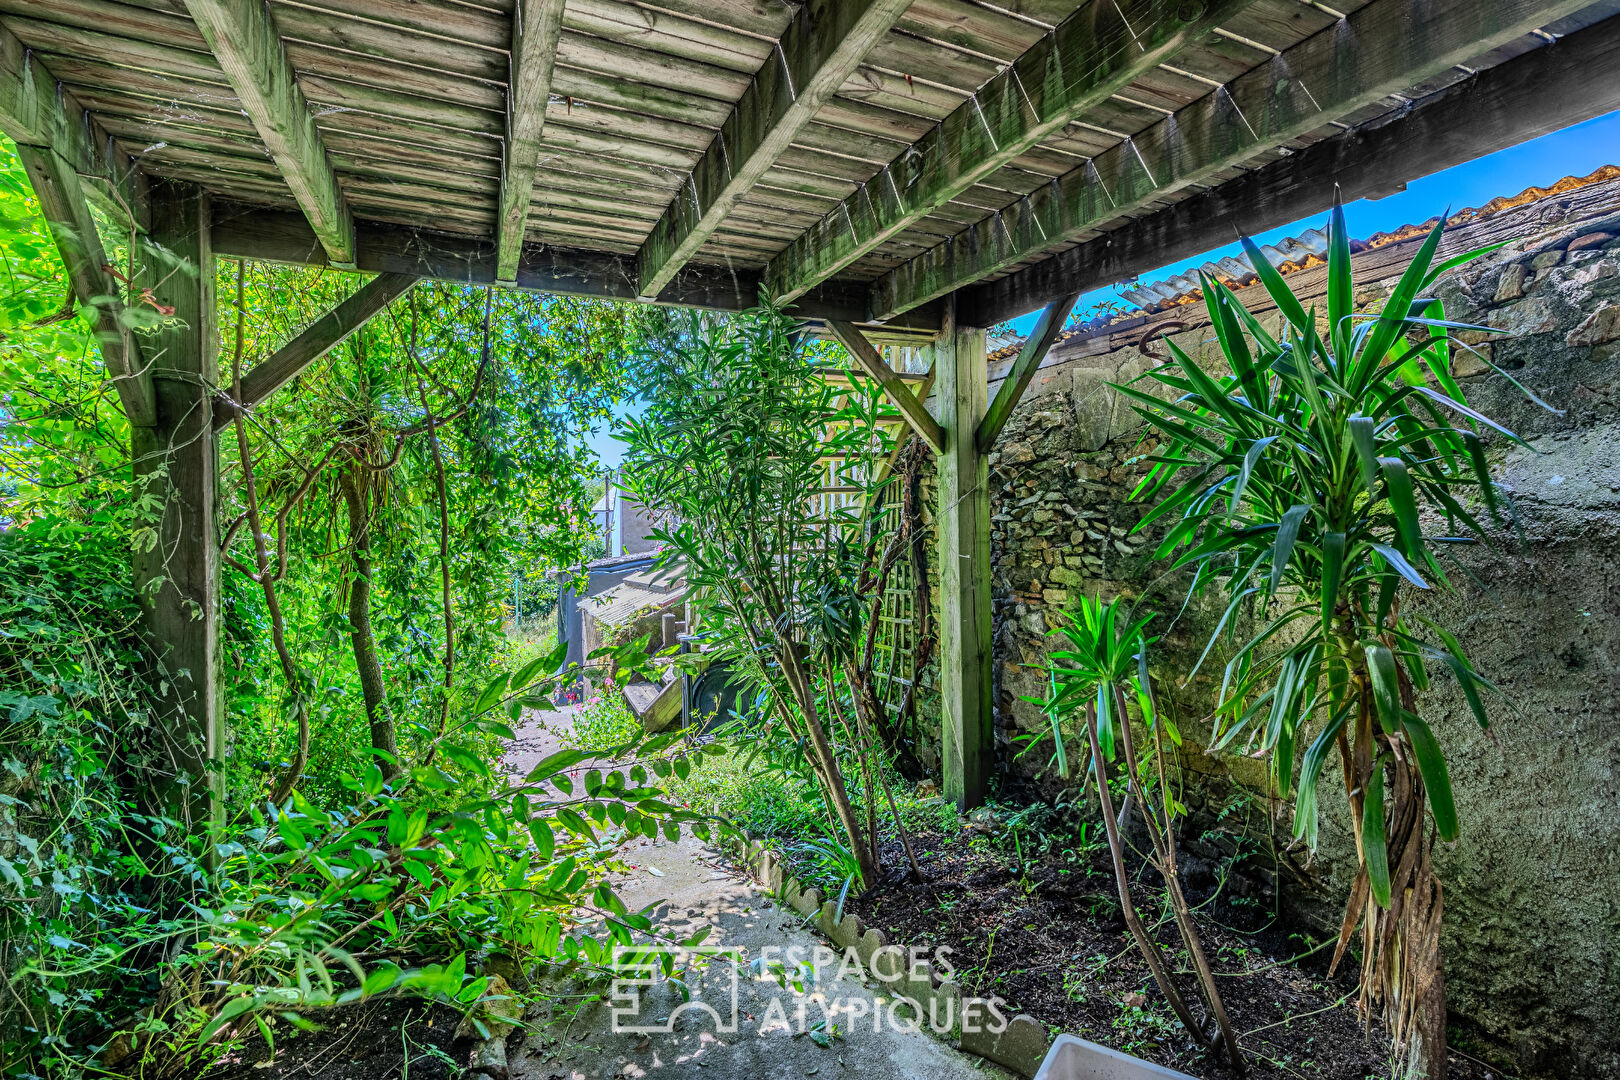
[938, 180, 1620, 1078]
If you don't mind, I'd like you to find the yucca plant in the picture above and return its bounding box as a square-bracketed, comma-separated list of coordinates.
[1045, 595, 1242, 1071]
[1120, 202, 1535, 1079]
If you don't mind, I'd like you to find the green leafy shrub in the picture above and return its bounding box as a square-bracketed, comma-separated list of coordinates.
[0, 134, 719, 1073]
[1042, 594, 1242, 1067]
[620, 301, 926, 885]
[0, 515, 167, 1072]
[568, 682, 643, 752]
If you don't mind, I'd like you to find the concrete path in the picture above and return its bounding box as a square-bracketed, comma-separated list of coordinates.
[501, 710, 1009, 1080]
[500, 701, 587, 782]
[511, 833, 1010, 1080]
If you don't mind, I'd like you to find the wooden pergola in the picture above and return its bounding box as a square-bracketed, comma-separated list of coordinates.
[5, 0, 1620, 818]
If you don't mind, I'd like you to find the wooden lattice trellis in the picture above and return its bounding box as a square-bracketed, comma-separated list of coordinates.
[870, 475, 920, 728]
[807, 345, 929, 724]
[866, 346, 931, 735]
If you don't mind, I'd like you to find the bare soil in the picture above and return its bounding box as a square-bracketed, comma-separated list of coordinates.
[800, 819, 1501, 1080]
[209, 998, 465, 1080]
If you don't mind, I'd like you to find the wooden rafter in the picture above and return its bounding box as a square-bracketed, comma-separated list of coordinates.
[0, 26, 144, 231]
[497, 0, 565, 284]
[212, 272, 419, 430]
[959, 11, 1620, 328]
[827, 320, 945, 455]
[183, 0, 355, 267]
[976, 290, 1080, 453]
[872, 0, 1594, 321]
[634, 0, 912, 299]
[764, 0, 1258, 304]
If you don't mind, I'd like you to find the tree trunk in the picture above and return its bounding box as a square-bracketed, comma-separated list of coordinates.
[1083, 702, 1213, 1052]
[842, 660, 925, 881]
[1330, 631, 1448, 1080]
[781, 643, 878, 883]
[338, 467, 400, 777]
[1112, 684, 1244, 1072]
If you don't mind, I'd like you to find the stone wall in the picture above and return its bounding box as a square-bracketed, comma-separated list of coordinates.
[953, 178, 1620, 1077]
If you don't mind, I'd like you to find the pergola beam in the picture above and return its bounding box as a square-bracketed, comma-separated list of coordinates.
[764, 0, 1258, 304]
[183, 0, 355, 267]
[635, 0, 912, 299]
[0, 28, 144, 232]
[933, 305, 991, 809]
[213, 272, 419, 430]
[976, 291, 1079, 453]
[874, 0, 1594, 321]
[497, 0, 565, 284]
[827, 320, 946, 454]
[17, 144, 154, 426]
[208, 201, 944, 336]
[959, 10, 1620, 328]
[131, 180, 221, 826]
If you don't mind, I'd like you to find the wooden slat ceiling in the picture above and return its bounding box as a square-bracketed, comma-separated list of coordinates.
[6, 0, 1618, 328]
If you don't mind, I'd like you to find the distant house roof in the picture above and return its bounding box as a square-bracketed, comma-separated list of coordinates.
[585, 550, 659, 572]
[988, 164, 1620, 365]
[584, 579, 685, 630]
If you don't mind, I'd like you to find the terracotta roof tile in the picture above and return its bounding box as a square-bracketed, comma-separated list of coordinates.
[986, 164, 1620, 364]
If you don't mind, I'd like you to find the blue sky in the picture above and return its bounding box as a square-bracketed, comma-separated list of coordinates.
[586, 108, 1620, 466]
[587, 398, 642, 469]
[1006, 109, 1620, 336]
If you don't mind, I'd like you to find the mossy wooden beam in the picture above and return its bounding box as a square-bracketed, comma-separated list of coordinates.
[763, 0, 1259, 305]
[207, 200, 943, 336]
[131, 180, 222, 829]
[634, 0, 912, 299]
[0, 27, 145, 232]
[183, 0, 355, 267]
[872, 0, 1593, 321]
[17, 144, 154, 426]
[960, 12, 1620, 328]
[828, 319, 945, 454]
[212, 272, 419, 429]
[976, 290, 1079, 453]
[497, 0, 565, 284]
[933, 304, 991, 810]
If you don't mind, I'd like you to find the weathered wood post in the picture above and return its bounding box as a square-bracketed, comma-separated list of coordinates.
[933, 300, 991, 809]
[130, 180, 222, 829]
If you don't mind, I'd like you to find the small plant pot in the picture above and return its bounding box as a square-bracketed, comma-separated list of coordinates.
[1031, 1035, 1196, 1080]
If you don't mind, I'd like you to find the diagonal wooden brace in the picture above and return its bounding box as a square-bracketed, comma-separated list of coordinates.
[213, 272, 419, 429]
[977, 291, 1081, 453]
[17, 144, 155, 426]
[828, 320, 946, 455]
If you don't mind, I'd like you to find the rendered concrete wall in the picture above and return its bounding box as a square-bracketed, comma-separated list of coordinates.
[967, 187, 1620, 1076]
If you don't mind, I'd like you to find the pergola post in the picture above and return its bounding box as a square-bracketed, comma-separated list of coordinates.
[131, 180, 222, 829]
[934, 300, 991, 809]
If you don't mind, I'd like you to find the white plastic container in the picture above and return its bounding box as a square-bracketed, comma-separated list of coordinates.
[1031, 1034, 1198, 1080]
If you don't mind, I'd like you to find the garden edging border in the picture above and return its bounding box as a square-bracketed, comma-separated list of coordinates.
[721, 833, 1052, 1077]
